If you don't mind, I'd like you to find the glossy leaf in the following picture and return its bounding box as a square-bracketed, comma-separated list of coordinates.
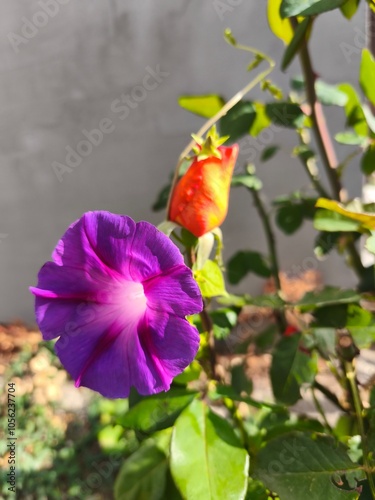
[360, 49, 375, 106]
[121, 389, 198, 434]
[254, 432, 363, 500]
[280, 0, 346, 17]
[227, 250, 271, 284]
[220, 101, 257, 142]
[114, 429, 171, 500]
[270, 334, 317, 405]
[267, 0, 293, 43]
[170, 400, 249, 500]
[178, 95, 225, 118]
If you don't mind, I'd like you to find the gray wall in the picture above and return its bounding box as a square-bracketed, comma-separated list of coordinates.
[0, 0, 367, 323]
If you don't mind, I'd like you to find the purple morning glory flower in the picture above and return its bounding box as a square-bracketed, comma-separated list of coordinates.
[30, 211, 203, 398]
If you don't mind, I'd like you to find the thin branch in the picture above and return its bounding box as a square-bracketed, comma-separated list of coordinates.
[166, 60, 274, 214]
[250, 188, 286, 332]
[344, 361, 375, 498]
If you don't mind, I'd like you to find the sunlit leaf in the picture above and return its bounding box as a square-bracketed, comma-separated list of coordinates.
[280, 0, 346, 17]
[178, 95, 225, 118]
[170, 400, 249, 500]
[360, 49, 375, 106]
[267, 0, 293, 43]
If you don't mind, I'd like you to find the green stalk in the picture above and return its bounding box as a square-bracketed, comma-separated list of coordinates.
[344, 361, 375, 498]
[250, 188, 286, 333]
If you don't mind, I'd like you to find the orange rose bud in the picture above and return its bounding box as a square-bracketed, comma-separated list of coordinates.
[169, 144, 239, 237]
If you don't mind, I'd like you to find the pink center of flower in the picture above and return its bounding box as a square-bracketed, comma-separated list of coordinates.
[118, 280, 147, 323]
[74, 280, 147, 389]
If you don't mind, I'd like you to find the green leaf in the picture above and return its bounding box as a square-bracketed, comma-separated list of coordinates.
[211, 309, 238, 339]
[313, 304, 348, 328]
[280, 0, 346, 18]
[250, 102, 272, 136]
[346, 303, 375, 348]
[121, 389, 198, 434]
[361, 144, 375, 175]
[360, 49, 375, 106]
[282, 18, 312, 71]
[267, 0, 293, 43]
[316, 198, 375, 230]
[178, 95, 225, 118]
[265, 102, 305, 128]
[231, 363, 253, 395]
[340, 0, 360, 19]
[114, 429, 171, 500]
[276, 205, 304, 234]
[365, 232, 375, 254]
[220, 101, 257, 142]
[170, 400, 249, 500]
[270, 334, 317, 405]
[152, 183, 171, 211]
[173, 361, 202, 385]
[335, 131, 367, 146]
[362, 103, 375, 133]
[314, 231, 341, 258]
[315, 80, 348, 106]
[232, 174, 263, 191]
[261, 145, 280, 161]
[338, 83, 368, 136]
[293, 77, 349, 106]
[295, 287, 360, 309]
[253, 432, 363, 500]
[227, 251, 271, 284]
[308, 328, 337, 357]
[314, 209, 362, 232]
[194, 259, 226, 298]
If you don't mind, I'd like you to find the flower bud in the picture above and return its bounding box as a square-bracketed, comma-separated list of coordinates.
[169, 144, 239, 237]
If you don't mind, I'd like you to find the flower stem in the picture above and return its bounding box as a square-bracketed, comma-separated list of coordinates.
[187, 247, 219, 381]
[313, 380, 348, 413]
[344, 361, 375, 498]
[250, 188, 286, 333]
[311, 387, 333, 433]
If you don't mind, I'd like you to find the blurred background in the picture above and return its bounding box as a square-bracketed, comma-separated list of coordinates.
[0, 0, 368, 323]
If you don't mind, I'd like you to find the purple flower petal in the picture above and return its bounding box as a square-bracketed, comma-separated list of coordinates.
[144, 266, 202, 316]
[30, 211, 203, 398]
